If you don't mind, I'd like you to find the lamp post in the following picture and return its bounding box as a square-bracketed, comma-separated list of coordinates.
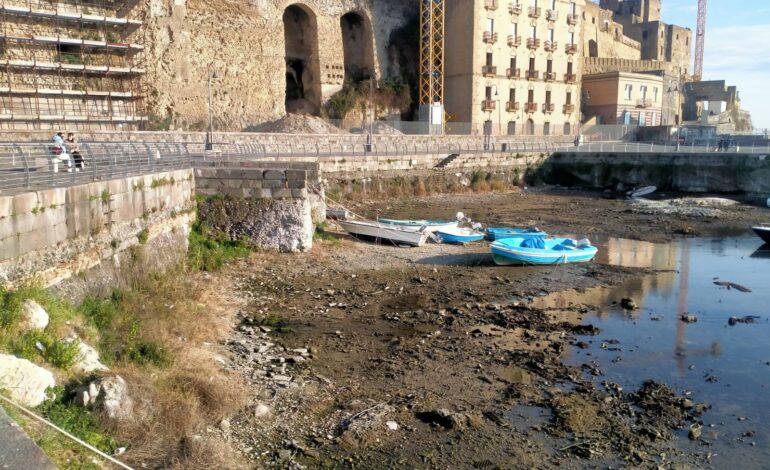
[206, 65, 218, 151]
[366, 74, 378, 153]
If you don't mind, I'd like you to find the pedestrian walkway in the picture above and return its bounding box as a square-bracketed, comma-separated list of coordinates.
[0, 407, 57, 470]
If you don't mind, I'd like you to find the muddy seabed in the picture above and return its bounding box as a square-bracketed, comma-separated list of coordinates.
[222, 189, 766, 469]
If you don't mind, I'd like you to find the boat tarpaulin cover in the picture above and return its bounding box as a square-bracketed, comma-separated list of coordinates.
[521, 237, 546, 249]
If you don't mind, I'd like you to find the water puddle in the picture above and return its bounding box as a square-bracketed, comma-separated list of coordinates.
[533, 236, 770, 468]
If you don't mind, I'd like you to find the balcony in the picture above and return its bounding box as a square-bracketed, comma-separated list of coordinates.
[567, 13, 579, 25]
[483, 31, 499, 44]
[526, 38, 541, 50]
[543, 103, 555, 114]
[482, 65, 497, 77]
[506, 67, 521, 78]
[637, 99, 653, 108]
[525, 102, 538, 113]
[485, 0, 499, 10]
[482, 100, 497, 112]
[563, 104, 575, 114]
[528, 6, 541, 18]
[507, 35, 521, 47]
[565, 43, 578, 54]
[526, 70, 539, 80]
[544, 40, 558, 52]
[546, 9, 558, 21]
[544, 71, 556, 82]
[506, 101, 520, 112]
[509, 2, 522, 15]
[564, 73, 577, 83]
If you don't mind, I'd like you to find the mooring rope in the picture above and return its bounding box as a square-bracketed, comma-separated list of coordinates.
[0, 394, 134, 470]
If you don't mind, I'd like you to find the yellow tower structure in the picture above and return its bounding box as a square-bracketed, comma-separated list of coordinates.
[419, 0, 445, 133]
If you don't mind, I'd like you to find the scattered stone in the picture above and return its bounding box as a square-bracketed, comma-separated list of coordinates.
[74, 376, 133, 421]
[0, 354, 55, 407]
[254, 404, 272, 418]
[338, 403, 396, 446]
[620, 298, 638, 310]
[689, 423, 703, 440]
[219, 418, 231, 432]
[386, 420, 399, 431]
[728, 315, 760, 326]
[714, 281, 752, 293]
[20, 300, 49, 331]
[63, 335, 108, 374]
[680, 314, 698, 324]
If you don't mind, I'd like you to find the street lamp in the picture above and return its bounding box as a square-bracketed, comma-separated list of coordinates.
[206, 65, 218, 151]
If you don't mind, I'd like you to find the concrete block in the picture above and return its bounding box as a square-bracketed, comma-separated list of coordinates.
[195, 188, 220, 197]
[195, 168, 220, 179]
[0, 196, 13, 218]
[288, 180, 306, 189]
[272, 189, 293, 199]
[285, 170, 307, 181]
[263, 170, 286, 180]
[257, 189, 273, 199]
[0, 234, 20, 262]
[241, 179, 263, 189]
[242, 169, 264, 180]
[223, 179, 243, 189]
[291, 189, 308, 199]
[11, 192, 38, 215]
[262, 180, 286, 189]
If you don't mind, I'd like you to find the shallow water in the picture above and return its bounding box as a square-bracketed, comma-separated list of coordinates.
[533, 236, 770, 468]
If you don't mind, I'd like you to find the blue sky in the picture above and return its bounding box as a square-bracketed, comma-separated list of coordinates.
[660, 0, 770, 129]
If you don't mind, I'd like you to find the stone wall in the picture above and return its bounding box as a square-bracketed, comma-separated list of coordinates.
[144, 0, 416, 131]
[540, 151, 770, 195]
[0, 169, 195, 289]
[583, 57, 683, 77]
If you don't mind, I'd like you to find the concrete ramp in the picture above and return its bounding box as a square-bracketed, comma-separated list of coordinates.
[0, 407, 57, 470]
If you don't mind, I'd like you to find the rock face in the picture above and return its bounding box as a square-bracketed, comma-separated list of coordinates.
[20, 300, 49, 331]
[64, 336, 109, 375]
[0, 355, 55, 407]
[74, 376, 133, 421]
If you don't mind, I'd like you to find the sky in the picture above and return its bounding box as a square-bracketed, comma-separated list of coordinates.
[660, 0, 770, 129]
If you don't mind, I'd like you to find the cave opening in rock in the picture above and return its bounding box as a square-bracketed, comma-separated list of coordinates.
[283, 4, 321, 115]
[340, 11, 374, 83]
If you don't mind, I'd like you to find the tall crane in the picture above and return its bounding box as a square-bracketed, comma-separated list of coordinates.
[419, 0, 445, 133]
[693, 0, 707, 81]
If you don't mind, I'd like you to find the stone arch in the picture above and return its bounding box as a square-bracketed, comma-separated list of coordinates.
[283, 3, 321, 115]
[340, 11, 374, 82]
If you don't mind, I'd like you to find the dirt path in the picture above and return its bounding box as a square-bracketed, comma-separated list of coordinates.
[220, 190, 765, 468]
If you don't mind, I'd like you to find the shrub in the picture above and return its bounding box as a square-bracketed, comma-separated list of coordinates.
[128, 340, 171, 368]
[38, 387, 119, 453]
[188, 221, 251, 272]
[11, 331, 82, 370]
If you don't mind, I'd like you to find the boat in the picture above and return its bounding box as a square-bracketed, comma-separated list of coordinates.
[435, 227, 486, 245]
[326, 208, 350, 220]
[753, 224, 770, 244]
[377, 217, 459, 233]
[337, 220, 430, 247]
[627, 186, 657, 199]
[490, 237, 598, 266]
[485, 227, 548, 241]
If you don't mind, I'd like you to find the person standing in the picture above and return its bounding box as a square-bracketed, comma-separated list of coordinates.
[66, 132, 85, 170]
[51, 131, 72, 172]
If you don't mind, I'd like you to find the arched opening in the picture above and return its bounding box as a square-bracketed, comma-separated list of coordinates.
[588, 39, 598, 58]
[283, 4, 321, 115]
[526, 118, 535, 135]
[340, 12, 374, 82]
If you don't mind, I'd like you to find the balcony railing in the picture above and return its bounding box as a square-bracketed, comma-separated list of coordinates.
[506, 101, 520, 112]
[567, 13, 579, 25]
[483, 31, 499, 44]
[506, 67, 521, 78]
[563, 104, 575, 114]
[526, 70, 539, 80]
[544, 71, 556, 82]
[546, 9, 558, 21]
[525, 102, 538, 113]
[564, 73, 577, 83]
[565, 43, 578, 54]
[507, 35, 521, 47]
[485, 0, 499, 10]
[544, 40, 558, 52]
[527, 38, 541, 49]
[482, 65, 497, 77]
[637, 99, 653, 108]
[509, 2, 522, 14]
[543, 103, 555, 114]
[482, 100, 496, 112]
[528, 6, 541, 18]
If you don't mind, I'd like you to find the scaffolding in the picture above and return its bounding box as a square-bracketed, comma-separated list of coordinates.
[0, 0, 146, 131]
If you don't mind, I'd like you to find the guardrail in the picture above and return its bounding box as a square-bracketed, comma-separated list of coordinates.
[562, 141, 770, 154]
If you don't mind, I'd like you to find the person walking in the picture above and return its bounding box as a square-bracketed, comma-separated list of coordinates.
[51, 131, 72, 173]
[66, 132, 85, 170]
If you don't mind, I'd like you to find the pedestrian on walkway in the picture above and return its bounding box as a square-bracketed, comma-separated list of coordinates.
[66, 132, 85, 170]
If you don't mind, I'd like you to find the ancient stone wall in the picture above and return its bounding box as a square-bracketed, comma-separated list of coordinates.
[144, 0, 416, 132]
[582, 2, 641, 61]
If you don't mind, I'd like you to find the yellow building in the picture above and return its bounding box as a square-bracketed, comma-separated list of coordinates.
[444, 0, 585, 136]
[582, 71, 663, 126]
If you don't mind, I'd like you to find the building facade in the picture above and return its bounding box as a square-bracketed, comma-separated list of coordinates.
[582, 71, 663, 126]
[444, 0, 585, 136]
[0, 0, 147, 130]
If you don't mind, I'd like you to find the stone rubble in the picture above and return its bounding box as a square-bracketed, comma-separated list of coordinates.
[20, 300, 49, 331]
[0, 354, 55, 407]
[63, 335, 109, 375]
[73, 376, 133, 421]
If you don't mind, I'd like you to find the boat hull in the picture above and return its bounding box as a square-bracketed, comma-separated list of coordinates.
[486, 227, 548, 241]
[337, 220, 429, 247]
[435, 229, 486, 245]
[378, 218, 459, 233]
[753, 227, 770, 244]
[490, 239, 598, 266]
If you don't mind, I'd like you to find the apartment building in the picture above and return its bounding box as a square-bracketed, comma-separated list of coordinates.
[444, 0, 584, 136]
[582, 71, 663, 126]
[0, 0, 146, 131]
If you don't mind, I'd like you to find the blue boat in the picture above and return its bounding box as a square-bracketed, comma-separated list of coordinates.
[435, 227, 486, 245]
[490, 237, 598, 266]
[485, 227, 548, 241]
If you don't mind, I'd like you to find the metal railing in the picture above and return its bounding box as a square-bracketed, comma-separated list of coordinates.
[562, 141, 770, 155]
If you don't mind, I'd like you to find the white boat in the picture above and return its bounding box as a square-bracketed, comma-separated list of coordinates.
[627, 186, 657, 199]
[377, 217, 459, 233]
[337, 220, 430, 247]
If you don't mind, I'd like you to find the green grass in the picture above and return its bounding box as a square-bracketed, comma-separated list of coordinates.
[10, 331, 82, 370]
[313, 222, 341, 245]
[188, 221, 251, 272]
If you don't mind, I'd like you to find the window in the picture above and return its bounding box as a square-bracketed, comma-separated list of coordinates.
[550, 0, 556, 10]
[486, 52, 493, 66]
[653, 87, 659, 102]
[485, 86, 493, 100]
[526, 118, 535, 135]
[510, 57, 517, 70]
[530, 25, 537, 39]
[548, 28, 555, 42]
[487, 18, 494, 33]
[567, 62, 573, 75]
[639, 111, 646, 126]
[545, 90, 551, 105]
[568, 32, 575, 45]
[527, 89, 535, 103]
[623, 111, 631, 125]
[530, 0, 537, 7]
[563, 122, 571, 135]
[651, 112, 657, 126]
[566, 91, 572, 105]
[624, 84, 633, 100]
[642, 30, 648, 40]
[546, 59, 553, 73]
[528, 57, 535, 72]
[640, 85, 647, 100]
[570, 1, 576, 15]
[509, 88, 516, 102]
[511, 23, 517, 36]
